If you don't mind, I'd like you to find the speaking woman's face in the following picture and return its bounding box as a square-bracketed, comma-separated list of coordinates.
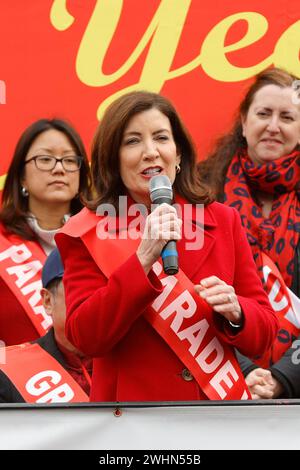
[241, 84, 300, 165]
[119, 108, 181, 206]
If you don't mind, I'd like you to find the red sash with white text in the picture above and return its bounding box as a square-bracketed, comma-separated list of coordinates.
[0, 231, 52, 336]
[59, 210, 250, 401]
[0, 342, 89, 402]
[255, 252, 300, 367]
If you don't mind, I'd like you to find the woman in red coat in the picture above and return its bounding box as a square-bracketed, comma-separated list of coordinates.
[56, 91, 278, 402]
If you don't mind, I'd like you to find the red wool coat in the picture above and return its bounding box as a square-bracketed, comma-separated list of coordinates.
[56, 201, 278, 402]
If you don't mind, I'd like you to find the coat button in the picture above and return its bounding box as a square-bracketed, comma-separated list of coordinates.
[181, 368, 194, 381]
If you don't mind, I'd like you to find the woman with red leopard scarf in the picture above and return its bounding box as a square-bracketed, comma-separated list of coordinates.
[198, 67, 300, 399]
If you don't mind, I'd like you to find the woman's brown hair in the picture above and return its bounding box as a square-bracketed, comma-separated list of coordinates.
[198, 67, 300, 201]
[0, 118, 92, 239]
[87, 90, 213, 211]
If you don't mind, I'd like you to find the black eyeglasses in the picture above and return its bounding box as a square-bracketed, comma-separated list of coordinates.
[24, 155, 83, 172]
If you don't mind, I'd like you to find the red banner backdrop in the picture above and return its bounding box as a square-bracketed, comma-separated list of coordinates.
[0, 0, 300, 189]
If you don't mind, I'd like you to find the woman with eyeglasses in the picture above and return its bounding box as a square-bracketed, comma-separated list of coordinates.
[0, 119, 92, 345]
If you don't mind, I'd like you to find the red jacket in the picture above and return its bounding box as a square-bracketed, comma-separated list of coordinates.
[56, 201, 278, 402]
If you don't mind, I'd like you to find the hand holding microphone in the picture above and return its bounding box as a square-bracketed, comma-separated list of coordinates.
[136, 175, 181, 275]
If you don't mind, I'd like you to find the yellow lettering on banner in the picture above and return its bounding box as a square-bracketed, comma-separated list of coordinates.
[50, 0, 191, 118]
[76, 0, 123, 86]
[263, 264, 300, 329]
[21, 281, 52, 330]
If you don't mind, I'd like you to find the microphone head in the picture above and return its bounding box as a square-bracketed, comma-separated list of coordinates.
[149, 175, 173, 205]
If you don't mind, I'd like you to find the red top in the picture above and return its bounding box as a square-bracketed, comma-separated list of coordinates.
[56, 201, 278, 402]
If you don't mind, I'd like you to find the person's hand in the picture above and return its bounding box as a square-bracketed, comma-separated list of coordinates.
[245, 368, 283, 399]
[194, 276, 242, 325]
[137, 203, 182, 274]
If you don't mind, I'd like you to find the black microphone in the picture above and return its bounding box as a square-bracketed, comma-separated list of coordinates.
[149, 175, 179, 275]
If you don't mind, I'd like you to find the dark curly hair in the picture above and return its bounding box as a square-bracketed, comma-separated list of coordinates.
[87, 90, 213, 211]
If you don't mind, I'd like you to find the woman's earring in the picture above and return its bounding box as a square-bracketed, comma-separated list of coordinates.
[175, 163, 181, 174]
[21, 187, 29, 197]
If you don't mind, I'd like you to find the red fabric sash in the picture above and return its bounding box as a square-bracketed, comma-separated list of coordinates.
[0, 342, 89, 402]
[0, 231, 52, 336]
[224, 151, 300, 288]
[60, 209, 250, 400]
[255, 252, 300, 368]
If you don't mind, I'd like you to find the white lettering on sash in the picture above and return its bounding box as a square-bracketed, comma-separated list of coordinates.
[152, 275, 178, 311]
[268, 280, 288, 310]
[0, 244, 31, 263]
[240, 389, 249, 400]
[26, 370, 61, 395]
[285, 288, 300, 329]
[159, 290, 197, 333]
[7, 261, 43, 288]
[263, 265, 300, 329]
[151, 262, 240, 398]
[196, 337, 224, 373]
[25, 370, 74, 403]
[21, 280, 43, 306]
[263, 266, 288, 310]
